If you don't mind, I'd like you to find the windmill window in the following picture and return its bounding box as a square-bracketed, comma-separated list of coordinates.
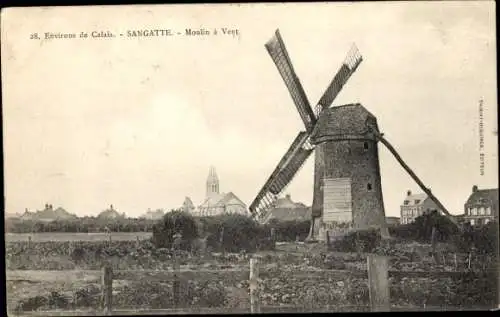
[404, 200, 409, 205]
[367, 183, 372, 191]
[363, 142, 369, 150]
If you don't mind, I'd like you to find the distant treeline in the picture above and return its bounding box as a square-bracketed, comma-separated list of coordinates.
[5, 217, 158, 233]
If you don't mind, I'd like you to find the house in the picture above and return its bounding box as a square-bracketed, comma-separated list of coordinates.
[20, 204, 77, 222]
[400, 190, 441, 224]
[195, 166, 248, 217]
[97, 205, 126, 220]
[463, 185, 498, 226]
[385, 216, 400, 226]
[261, 194, 311, 224]
[141, 208, 164, 220]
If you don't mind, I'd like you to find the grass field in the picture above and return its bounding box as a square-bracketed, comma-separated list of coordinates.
[5, 232, 153, 242]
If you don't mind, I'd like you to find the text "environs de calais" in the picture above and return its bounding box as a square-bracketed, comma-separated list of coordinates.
[40, 28, 240, 40]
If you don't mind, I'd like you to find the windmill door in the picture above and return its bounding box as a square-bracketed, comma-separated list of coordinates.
[322, 178, 353, 224]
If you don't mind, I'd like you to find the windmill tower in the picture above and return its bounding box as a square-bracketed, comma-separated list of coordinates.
[249, 29, 459, 241]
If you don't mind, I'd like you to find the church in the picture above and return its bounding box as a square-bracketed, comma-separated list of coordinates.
[186, 166, 248, 217]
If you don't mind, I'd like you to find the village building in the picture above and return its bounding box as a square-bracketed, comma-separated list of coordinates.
[260, 194, 311, 224]
[400, 190, 441, 225]
[181, 197, 196, 214]
[97, 204, 126, 220]
[194, 166, 248, 216]
[463, 185, 499, 226]
[141, 208, 165, 220]
[20, 203, 76, 222]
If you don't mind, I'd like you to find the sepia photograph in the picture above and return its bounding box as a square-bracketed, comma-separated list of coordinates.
[2, 1, 498, 315]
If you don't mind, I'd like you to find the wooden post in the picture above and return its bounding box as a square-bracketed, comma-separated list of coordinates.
[373, 131, 459, 229]
[173, 251, 180, 307]
[430, 227, 441, 265]
[367, 255, 390, 312]
[68, 241, 74, 256]
[101, 264, 113, 315]
[28, 235, 32, 249]
[249, 258, 260, 313]
[454, 253, 458, 270]
[219, 226, 225, 255]
[468, 252, 472, 269]
[325, 230, 330, 248]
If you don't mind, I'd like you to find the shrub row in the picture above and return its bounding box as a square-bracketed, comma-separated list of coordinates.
[330, 212, 498, 255]
[5, 217, 157, 233]
[152, 212, 276, 253]
[264, 219, 311, 242]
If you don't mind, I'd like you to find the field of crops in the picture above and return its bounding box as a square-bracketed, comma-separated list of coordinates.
[5, 232, 152, 242]
[5, 240, 498, 313]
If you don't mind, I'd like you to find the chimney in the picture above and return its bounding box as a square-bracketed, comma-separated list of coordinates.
[407, 190, 412, 197]
[45, 203, 49, 209]
[286, 194, 291, 200]
[110, 204, 114, 210]
[49, 204, 53, 210]
[472, 185, 478, 193]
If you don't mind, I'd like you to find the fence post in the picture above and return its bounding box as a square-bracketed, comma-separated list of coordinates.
[249, 258, 260, 313]
[430, 227, 441, 264]
[173, 249, 180, 308]
[101, 263, 113, 315]
[367, 255, 390, 312]
[68, 241, 74, 256]
[28, 235, 32, 249]
[325, 230, 330, 249]
[454, 253, 458, 270]
[220, 226, 225, 256]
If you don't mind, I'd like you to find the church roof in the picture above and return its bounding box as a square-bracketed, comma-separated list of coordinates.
[199, 192, 246, 208]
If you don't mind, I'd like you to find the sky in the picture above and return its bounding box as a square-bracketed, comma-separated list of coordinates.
[2, 2, 497, 218]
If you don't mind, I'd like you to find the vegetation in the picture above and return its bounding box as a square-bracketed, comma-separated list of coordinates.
[152, 210, 199, 249]
[197, 214, 272, 253]
[265, 219, 311, 242]
[330, 228, 382, 253]
[5, 217, 157, 233]
[329, 212, 498, 257]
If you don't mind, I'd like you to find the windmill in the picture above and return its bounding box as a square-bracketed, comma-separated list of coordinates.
[249, 29, 459, 241]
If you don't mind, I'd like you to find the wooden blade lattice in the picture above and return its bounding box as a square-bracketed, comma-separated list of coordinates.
[249, 132, 314, 220]
[317, 44, 363, 112]
[265, 29, 316, 132]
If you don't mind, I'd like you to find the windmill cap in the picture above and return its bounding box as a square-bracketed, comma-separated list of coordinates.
[310, 104, 379, 144]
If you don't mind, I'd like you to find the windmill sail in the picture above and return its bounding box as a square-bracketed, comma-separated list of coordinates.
[249, 131, 314, 220]
[265, 29, 316, 132]
[317, 44, 363, 111]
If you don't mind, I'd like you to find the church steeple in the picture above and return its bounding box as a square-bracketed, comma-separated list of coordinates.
[206, 166, 219, 198]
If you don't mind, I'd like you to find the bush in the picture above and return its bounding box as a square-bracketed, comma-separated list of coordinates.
[389, 211, 460, 243]
[267, 219, 311, 242]
[331, 228, 381, 253]
[201, 214, 265, 253]
[152, 210, 198, 250]
[453, 221, 498, 254]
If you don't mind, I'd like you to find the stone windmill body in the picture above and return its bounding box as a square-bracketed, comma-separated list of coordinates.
[249, 29, 458, 241]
